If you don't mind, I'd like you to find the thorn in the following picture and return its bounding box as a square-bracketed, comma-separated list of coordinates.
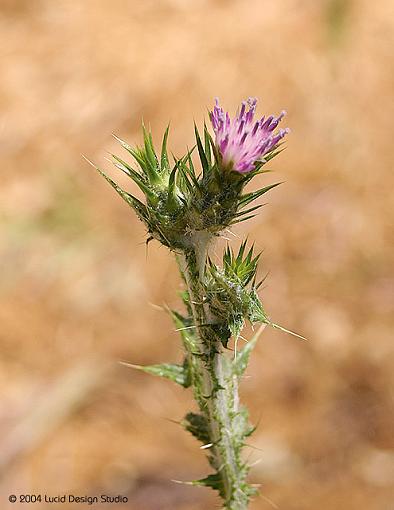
[163, 417, 182, 426]
[225, 229, 238, 238]
[200, 443, 213, 450]
[259, 493, 279, 509]
[171, 479, 194, 486]
[118, 360, 142, 370]
[81, 154, 96, 168]
[244, 443, 264, 452]
[175, 325, 198, 332]
[148, 302, 165, 312]
[249, 458, 263, 467]
[269, 322, 307, 341]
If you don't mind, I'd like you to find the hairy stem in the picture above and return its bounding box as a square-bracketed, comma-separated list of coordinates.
[178, 233, 249, 510]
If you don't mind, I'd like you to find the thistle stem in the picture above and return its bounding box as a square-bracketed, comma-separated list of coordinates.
[178, 233, 249, 510]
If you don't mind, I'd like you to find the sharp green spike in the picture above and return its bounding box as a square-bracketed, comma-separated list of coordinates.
[142, 124, 160, 183]
[111, 153, 142, 181]
[234, 203, 264, 218]
[85, 156, 149, 221]
[203, 123, 212, 167]
[166, 164, 180, 211]
[233, 324, 266, 377]
[239, 182, 282, 208]
[269, 321, 307, 340]
[160, 124, 170, 171]
[120, 361, 190, 387]
[194, 123, 209, 177]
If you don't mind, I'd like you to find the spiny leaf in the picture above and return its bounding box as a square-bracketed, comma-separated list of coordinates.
[166, 164, 180, 210]
[234, 203, 265, 218]
[84, 157, 149, 221]
[142, 124, 160, 183]
[180, 149, 201, 191]
[160, 124, 170, 171]
[113, 134, 158, 185]
[228, 315, 244, 340]
[230, 214, 258, 225]
[113, 135, 148, 174]
[178, 165, 194, 195]
[120, 361, 190, 387]
[247, 290, 268, 323]
[237, 239, 247, 263]
[192, 473, 225, 498]
[263, 144, 286, 163]
[194, 123, 209, 177]
[111, 153, 141, 180]
[233, 324, 266, 376]
[239, 182, 282, 208]
[111, 154, 157, 202]
[112, 134, 135, 157]
[245, 244, 254, 265]
[203, 123, 212, 167]
[169, 309, 198, 352]
[182, 412, 210, 444]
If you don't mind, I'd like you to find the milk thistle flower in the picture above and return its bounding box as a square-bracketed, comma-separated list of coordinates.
[89, 97, 301, 510]
[210, 97, 289, 173]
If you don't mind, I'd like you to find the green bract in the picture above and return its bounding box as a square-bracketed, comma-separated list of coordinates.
[92, 125, 282, 250]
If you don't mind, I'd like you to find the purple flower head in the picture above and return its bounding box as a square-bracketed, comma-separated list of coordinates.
[210, 97, 290, 173]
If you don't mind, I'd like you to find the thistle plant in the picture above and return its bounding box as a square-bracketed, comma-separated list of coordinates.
[89, 98, 297, 510]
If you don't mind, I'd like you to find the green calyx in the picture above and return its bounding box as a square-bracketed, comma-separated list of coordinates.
[92, 124, 282, 250]
[206, 242, 269, 346]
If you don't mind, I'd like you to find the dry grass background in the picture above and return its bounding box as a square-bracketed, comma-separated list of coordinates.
[0, 1, 393, 509]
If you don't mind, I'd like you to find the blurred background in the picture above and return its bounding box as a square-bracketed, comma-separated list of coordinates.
[0, 1, 393, 509]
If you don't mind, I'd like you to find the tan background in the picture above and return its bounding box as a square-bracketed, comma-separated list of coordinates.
[0, 1, 393, 509]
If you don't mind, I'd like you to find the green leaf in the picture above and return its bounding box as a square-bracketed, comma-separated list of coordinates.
[228, 314, 245, 341]
[111, 154, 157, 203]
[203, 123, 212, 167]
[142, 124, 160, 183]
[239, 182, 282, 208]
[263, 144, 286, 163]
[111, 153, 141, 180]
[85, 157, 149, 221]
[169, 309, 198, 352]
[192, 473, 225, 498]
[230, 214, 258, 225]
[178, 165, 194, 195]
[113, 131, 160, 185]
[181, 148, 201, 191]
[160, 124, 170, 171]
[112, 134, 135, 156]
[182, 412, 210, 444]
[194, 123, 209, 177]
[247, 289, 268, 323]
[233, 324, 266, 377]
[234, 204, 265, 219]
[113, 134, 148, 173]
[166, 164, 180, 210]
[120, 361, 190, 387]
